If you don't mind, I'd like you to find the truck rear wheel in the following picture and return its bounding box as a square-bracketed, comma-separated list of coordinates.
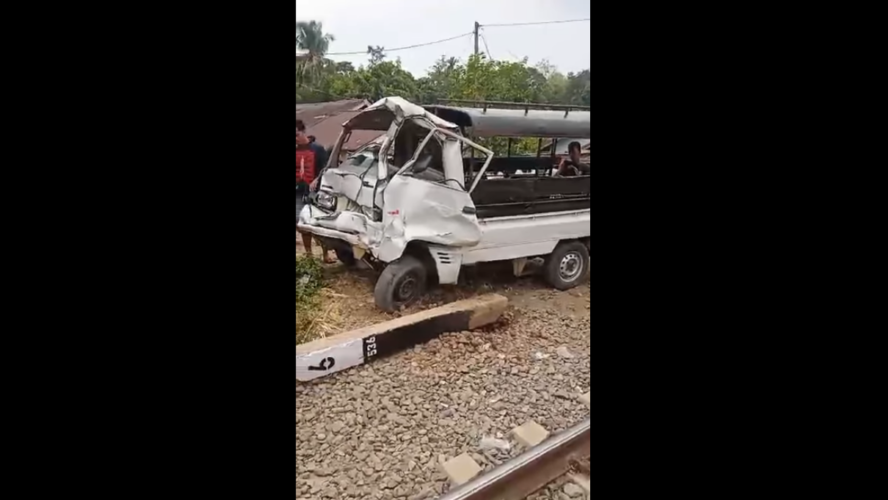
[374, 255, 427, 312]
[544, 241, 590, 290]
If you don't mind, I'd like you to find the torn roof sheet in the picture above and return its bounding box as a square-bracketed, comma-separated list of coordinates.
[344, 96, 460, 132]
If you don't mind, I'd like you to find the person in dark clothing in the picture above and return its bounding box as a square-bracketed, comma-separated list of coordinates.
[556, 141, 590, 177]
[296, 119, 333, 262]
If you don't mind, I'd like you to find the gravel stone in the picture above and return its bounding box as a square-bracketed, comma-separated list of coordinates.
[556, 346, 574, 358]
[297, 291, 590, 499]
[563, 482, 584, 497]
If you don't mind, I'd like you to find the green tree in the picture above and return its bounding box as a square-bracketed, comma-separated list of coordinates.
[421, 55, 556, 154]
[296, 21, 335, 84]
[367, 45, 386, 65]
[542, 71, 569, 103]
[564, 70, 591, 106]
[334, 61, 355, 74]
[347, 59, 418, 102]
[294, 18, 592, 132]
[416, 56, 464, 104]
[297, 58, 344, 103]
[425, 55, 547, 104]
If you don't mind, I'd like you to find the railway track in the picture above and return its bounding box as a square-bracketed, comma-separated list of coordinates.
[438, 418, 590, 500]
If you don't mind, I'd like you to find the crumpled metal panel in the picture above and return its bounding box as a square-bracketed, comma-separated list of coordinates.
[374, 175, 481, 262]
[321, 152, 382, 210]
[300, 176, 481, 264]
[344, 96, 460, 132]
[300, 206, 385, 252]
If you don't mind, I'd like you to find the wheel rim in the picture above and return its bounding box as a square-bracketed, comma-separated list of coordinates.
[396, 274, 418, 302]
[559, 252, 584, 282]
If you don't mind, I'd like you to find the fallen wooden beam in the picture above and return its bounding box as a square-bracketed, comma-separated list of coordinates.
[296, 294, 508, 381]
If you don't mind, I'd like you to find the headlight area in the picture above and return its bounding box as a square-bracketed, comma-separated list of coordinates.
[313, 191, 337, 211]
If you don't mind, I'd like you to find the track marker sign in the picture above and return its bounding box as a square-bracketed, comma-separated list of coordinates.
[296, 338, 364, 381]
[296, 294, 508, 382]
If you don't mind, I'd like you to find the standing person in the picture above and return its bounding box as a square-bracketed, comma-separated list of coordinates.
[296, 119, 333, 263]
[556, 141, 590, 177]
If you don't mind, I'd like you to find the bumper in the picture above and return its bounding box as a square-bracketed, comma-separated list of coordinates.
[296, 221, 364, 248]
[297, 204, 367, 250]
[297, 204, 410, 264]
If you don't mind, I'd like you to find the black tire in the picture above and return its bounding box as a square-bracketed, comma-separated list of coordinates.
[334, 247, 356, 267]
[544, 241, 590, 290]
[374, 255, 427, 312]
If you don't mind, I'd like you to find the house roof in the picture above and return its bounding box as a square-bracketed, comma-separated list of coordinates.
[296, 98, 381, 150]
[296, 99, 369, 128]
[301, 109, 384, 151]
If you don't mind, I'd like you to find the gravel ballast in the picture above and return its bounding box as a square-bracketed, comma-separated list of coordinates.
[296, 304, 591, 500]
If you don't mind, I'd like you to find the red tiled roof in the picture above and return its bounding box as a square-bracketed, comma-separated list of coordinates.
[304, 111, 384, 152]
[296, 99, 369, 128]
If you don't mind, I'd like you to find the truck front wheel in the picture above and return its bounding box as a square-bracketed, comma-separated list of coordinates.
[374, 255, 427, 312]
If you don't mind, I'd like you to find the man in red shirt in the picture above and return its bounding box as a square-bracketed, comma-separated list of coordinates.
[296, 119, 333, 262]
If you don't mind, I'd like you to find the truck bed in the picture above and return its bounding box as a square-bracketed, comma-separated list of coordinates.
[470, 175, 590, 218]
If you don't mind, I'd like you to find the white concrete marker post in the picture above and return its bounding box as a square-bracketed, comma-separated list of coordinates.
[296, 294, 508, 382]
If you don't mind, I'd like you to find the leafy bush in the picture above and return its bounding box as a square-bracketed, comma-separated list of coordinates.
[295, 255, 323, 301]
[296, 255, 324, 343]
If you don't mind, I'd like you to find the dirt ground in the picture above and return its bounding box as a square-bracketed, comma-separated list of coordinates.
[296, 240, 590, 336]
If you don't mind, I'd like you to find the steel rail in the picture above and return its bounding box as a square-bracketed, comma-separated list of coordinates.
[437, 417, 590, 500]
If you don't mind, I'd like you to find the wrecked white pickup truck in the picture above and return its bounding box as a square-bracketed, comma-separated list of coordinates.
[298, 97, 590, 312]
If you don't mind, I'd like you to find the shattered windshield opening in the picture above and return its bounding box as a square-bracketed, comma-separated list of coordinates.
[404, 133, 445, 184]
[391, 120, 427, 170]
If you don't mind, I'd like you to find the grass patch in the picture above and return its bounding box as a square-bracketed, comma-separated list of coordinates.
[295, 255, 346, 344]
[296, 255, 323, 344]
[296, 255, 323, 303]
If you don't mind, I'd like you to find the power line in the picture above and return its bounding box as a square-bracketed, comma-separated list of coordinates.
[326, 32, 473, 56]
[480, 33, 494, 60]
[481, 18, 590, 28]
[481, 32, 525, 62]
[321, 18, 589, 57]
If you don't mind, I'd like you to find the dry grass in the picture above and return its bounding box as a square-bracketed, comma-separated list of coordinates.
[295, 288, 349, 344]
[296, 254, 336, 345]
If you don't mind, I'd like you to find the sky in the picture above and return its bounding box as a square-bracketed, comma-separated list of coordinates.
[295, 0, 591, 77]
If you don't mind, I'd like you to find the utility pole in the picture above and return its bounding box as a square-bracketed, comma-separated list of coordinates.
[474, 21, 480, 55]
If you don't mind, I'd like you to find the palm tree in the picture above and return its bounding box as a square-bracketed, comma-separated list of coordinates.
[296, 21, 335, 84]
